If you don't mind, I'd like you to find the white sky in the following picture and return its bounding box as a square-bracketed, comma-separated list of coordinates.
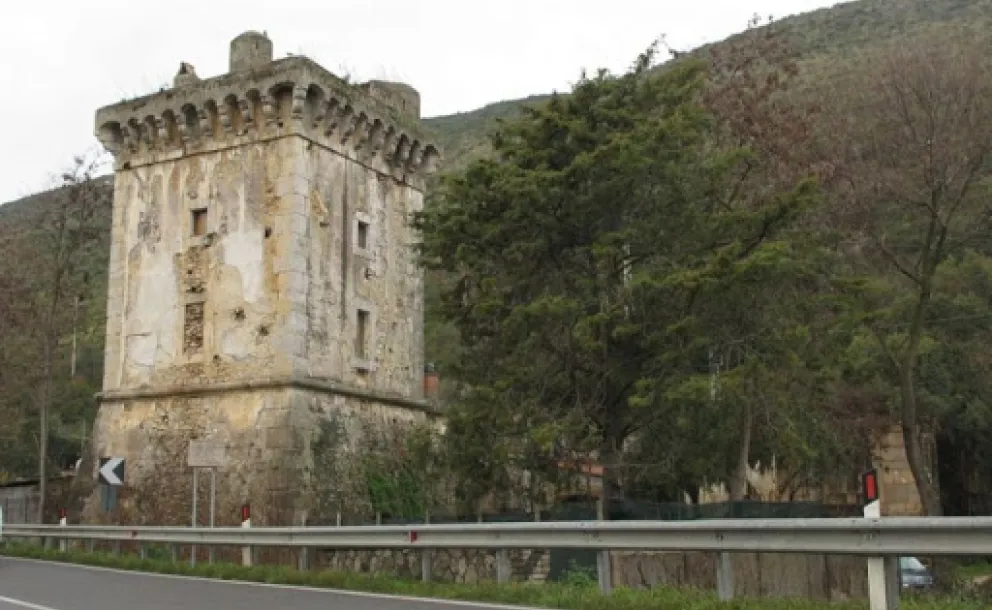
[0, 0, 843, 203]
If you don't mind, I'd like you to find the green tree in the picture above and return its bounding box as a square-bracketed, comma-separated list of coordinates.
[417, 41, 818, 507]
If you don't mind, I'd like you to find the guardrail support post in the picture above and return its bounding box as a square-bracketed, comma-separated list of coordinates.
[497, 548, 511, 583]
[420, 511, 432, 583]
[867, 555, 900, 610]
[299, 546, 310, 571]
[716, 552, 734, 601]
[421, 549, 433, 583]
[171, 544, 178, 562]
[596, 549, 612, 593]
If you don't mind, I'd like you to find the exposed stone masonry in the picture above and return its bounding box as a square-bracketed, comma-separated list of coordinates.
[95, 55, 440, 188]
[316, 548, 551, 584]
[182, 302, 204, 353]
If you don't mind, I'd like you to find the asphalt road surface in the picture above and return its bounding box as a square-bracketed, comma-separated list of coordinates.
[0, 557, 536, 610]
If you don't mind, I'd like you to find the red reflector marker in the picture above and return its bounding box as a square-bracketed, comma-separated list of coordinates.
[861, 468, 879, 505]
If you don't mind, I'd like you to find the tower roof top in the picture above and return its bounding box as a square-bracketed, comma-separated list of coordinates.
[94, 32, 440, 181]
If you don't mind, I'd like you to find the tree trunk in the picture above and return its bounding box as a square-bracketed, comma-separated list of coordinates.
[37, 336, 53, 523]
[898, 372, 942, 516]
[36, 297, 60, 524]
[896, 294, 943, 515]
[599, 433, 622, 518]
[729, 406, 753, 502]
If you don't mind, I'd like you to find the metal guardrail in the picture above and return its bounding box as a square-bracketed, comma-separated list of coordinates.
[4, 517, 992, 554]
[3, 517, 992, 610]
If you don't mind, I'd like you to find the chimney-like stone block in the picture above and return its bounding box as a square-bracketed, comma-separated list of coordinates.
[230, 31, 274, 73]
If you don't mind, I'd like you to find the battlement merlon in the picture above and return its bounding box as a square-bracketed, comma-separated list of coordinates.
[94, 34, 441, 185]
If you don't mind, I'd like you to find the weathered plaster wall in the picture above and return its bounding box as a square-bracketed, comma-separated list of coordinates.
[302, 144, 424, 397]
[102, 137, 307, 392]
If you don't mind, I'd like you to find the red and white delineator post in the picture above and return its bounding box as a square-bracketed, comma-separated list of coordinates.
[241, 504, 252, 567]
[58, 507, 67, 552]
[861, 468, 900, 610]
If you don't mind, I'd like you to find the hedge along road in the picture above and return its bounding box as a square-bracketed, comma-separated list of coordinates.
[0, 557, 542, 610]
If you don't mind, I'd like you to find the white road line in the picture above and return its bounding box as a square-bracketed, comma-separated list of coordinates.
[1, 557, 543, 609]
[0, 595, 62, 610]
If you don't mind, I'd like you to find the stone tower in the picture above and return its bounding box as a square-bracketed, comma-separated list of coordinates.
[85, 32, 440, 524]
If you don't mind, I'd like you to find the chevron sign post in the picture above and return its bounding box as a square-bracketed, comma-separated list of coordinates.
[96, 457, 125, 514]
[98, 457, 125, 486]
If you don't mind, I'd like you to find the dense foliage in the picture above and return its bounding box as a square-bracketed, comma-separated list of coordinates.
[417, 15, 992, 514]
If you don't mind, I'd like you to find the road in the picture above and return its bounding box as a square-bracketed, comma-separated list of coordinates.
[0, 557, 535, 610]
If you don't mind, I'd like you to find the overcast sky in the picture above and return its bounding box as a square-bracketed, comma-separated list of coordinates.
[0, 0, 844, 204]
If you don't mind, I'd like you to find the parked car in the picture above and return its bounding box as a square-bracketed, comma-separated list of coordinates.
[900, 556, 935, 590]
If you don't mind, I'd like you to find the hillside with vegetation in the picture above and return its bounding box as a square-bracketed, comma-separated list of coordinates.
[423, 0, 992, 168]
[2, 0, 992, 527]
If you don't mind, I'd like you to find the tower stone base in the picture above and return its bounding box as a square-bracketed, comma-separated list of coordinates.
[84, 381, 433, 525]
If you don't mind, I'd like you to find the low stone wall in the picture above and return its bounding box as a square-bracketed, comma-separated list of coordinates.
[289, 546, 867, 601]
[611, 551, 869, 601]
[314, 547, 551, 584]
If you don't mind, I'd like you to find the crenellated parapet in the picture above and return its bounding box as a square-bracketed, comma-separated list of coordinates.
[95, 47, 441, 184]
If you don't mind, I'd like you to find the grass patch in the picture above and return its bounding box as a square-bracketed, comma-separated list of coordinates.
[0, 541, 988, 609]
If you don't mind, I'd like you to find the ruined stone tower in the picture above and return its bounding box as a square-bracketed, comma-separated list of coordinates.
[85, 32, 440, 524]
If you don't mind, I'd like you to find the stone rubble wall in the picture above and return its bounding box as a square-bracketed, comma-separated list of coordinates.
[314, 547, 551, 584]
[611, 551, 869, 601]
[82, 387, 432, 526]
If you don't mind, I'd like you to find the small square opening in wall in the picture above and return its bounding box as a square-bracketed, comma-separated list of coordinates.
[355, 309, 370, 359]
[191, 208, 208, 237]
[357, 220, 370, 250]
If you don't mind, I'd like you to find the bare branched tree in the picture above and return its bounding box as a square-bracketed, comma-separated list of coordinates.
[819, 27, 992, 515]
[29, 151, 112, 521]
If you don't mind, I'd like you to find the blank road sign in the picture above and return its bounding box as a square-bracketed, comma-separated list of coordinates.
[188, 440, 228, 468]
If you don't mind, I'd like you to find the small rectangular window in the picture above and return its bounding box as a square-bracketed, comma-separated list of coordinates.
[357, 220, 369, 250]
[355, 309, 369, 359]
[191, 209, 208, 237]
